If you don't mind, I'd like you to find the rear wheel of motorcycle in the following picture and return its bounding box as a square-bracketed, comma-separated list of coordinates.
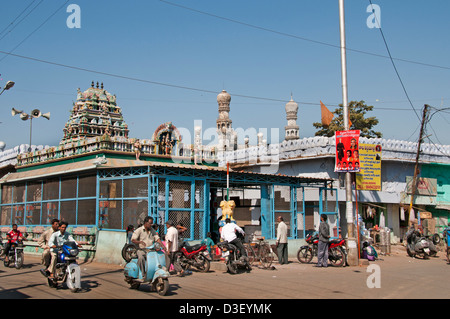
[329, 247, 345, 267]
[3, 259, 10, 267]
[406, 245, 415, 258]
[121, 243, 137, 263]
[227, 260, 238, 274]
[297, 247, 313, 264]
[195, 255, 210, 273]
[155, 277, 169, 296]
[15, 252, 24, 269]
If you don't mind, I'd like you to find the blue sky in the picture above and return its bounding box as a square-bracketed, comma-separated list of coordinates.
[0, 0, 449, 149]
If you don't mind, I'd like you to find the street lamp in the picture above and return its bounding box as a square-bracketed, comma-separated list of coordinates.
[11, 108, 50, 152]
[0, 81, 15, 95]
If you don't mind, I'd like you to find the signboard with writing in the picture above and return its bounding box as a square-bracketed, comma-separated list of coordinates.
[355, 143, 382, 191]
[335, 130, 360, 172]
[406, 176, 437, 196]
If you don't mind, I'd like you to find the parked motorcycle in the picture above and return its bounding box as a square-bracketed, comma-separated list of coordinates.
[123, 243, 170, 296]
[46, 241, 82, 292]
[174, 241, 210, 273]
[406, 228, 437, 259]
[297, 232, 346, 267]
[3, 240, 24, 269]
[217, 240, 252, 274]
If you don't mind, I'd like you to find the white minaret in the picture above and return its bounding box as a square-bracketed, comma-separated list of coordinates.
[284, 95, 299, 140]
[216, 90, 237, 151]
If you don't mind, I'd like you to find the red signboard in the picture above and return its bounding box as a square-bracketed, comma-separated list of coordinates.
[335, 130, 360, 173]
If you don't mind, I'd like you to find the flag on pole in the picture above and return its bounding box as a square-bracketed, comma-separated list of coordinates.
[320, 101, 334, 127]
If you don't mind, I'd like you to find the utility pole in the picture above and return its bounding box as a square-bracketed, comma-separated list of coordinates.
[408, 104, 429, 226]
[339, 0, 358, 266]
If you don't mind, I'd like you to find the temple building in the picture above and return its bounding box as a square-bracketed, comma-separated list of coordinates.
[0, 83, 333, 263]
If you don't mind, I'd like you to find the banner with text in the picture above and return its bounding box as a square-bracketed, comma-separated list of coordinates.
[356, 143, 382, 191]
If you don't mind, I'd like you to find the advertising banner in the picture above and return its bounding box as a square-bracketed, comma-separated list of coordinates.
[355, 143, 382, 191]
[335, 130, 360, 172]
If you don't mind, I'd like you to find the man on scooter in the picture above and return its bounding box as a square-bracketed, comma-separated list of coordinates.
[131, 216, 167, 277]
[221, 218, 247, 260]
[3, 224, 25, 263]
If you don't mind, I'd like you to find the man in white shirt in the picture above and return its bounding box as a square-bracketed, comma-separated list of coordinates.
[220, 218, 247, 259]
[165, 220, 184, 276]
[276, 216, 288, 264]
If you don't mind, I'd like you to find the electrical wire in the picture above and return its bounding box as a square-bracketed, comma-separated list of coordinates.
[160, 0, 450, 71]
[0, 0, 41, 39]
[367, 0, 420, 123]
[0, 0, 69, 63]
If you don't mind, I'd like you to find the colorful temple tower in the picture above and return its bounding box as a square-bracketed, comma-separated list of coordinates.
[61, 81, 129, 145]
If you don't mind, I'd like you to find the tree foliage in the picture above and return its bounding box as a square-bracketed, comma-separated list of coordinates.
[313, 100, 382, 138]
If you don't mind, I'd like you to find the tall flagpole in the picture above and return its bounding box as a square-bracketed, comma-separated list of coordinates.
[339, 0, 358, 266]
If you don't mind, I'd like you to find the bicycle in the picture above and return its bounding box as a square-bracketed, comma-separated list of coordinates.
[244, 236, 274, 269]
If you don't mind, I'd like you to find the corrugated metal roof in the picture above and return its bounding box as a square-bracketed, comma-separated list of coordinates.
[0, 160, 97, 183]
[0, 156, 331, 185]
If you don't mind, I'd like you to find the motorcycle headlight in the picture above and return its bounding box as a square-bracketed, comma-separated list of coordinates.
[69, 249, 79, 257]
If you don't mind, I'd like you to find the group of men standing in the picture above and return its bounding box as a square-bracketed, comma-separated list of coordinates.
[275, 214, 331, 267]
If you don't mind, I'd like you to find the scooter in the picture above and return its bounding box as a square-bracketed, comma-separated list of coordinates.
[174, 241, 210, 273]
[405, 228, 434, 259]
[47, 241, 82, 292]
[123, 242, 170, 296]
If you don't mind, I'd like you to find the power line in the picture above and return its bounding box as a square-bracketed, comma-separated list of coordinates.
[0, 0, 69, 63]
[367, 0, 421, 123]
[0, 0, 41, 39]
[160, 0, 450, 71]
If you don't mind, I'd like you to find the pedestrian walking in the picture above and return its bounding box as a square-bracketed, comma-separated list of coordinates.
[276, 216, 288, 264]
[316, 214, 330, 267]
[165, 220, 184, 277]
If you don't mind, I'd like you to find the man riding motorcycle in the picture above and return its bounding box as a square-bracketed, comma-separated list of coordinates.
[3, 224, 25, 263]
[220, 218, 247, 260]
[41, 221, 81, 279]
[37, 219, 60, 268]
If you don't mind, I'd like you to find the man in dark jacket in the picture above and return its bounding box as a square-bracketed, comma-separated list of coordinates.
[317, 214, 330, 267]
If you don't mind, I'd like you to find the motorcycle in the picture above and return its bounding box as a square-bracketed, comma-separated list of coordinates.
[3, 240, 24, 269]
[174, 241, 210, 273]
[405, 228, 437, 259]
[123, 243, 170, 296]
[217, 240, 252, 274]
[297, 232, 347, 267]
[47, 241, 81, 292]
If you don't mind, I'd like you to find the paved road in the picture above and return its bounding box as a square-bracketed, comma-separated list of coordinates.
[0, 245, 449, 301]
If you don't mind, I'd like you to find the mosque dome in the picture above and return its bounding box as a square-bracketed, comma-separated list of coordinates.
[285, 96, 298, 113]
[217, 90, 231, 104]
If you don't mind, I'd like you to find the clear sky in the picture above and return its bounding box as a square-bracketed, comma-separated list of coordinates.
[0, 0, 449, 150]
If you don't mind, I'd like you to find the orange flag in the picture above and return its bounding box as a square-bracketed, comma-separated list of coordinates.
[320, 101, 334, 127]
